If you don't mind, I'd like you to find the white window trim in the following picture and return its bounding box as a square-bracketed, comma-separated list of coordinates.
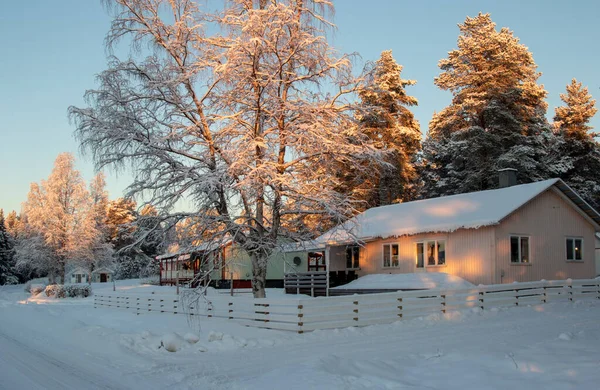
[510, 235, 531, 264]
[382, 243, 400, 268]
[415, 240, 446, 268]
[565, 237, 584, 262]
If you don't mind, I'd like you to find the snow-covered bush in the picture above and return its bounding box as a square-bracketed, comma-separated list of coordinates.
[44, 284, 66, 298]
[140, 277, 160, 286]
[64, 284, 92, 298]
[161, 333, 185, 352]
[30, 284, 45, 296]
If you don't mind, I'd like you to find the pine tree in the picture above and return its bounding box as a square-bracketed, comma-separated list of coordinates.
[339, 50, 421, 209]
[421, 13, 550, 197]
[0, 209, 19, 285]
[546, 79, 600, 208]
[553, 79, 598, 140]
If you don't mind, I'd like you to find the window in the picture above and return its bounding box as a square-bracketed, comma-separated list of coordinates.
[566, 238, 583, 261]
[416, 240, 445, 267]
[383, 244, 399, 268]
[346, 246, 360, 269]
[416, 243, 424, 268]
[510, 236, 530, 263]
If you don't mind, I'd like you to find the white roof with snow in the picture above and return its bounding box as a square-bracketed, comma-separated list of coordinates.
[286, 178, 600, 251]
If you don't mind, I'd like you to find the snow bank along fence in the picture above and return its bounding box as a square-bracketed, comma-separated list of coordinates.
[94, 278, 600, 333]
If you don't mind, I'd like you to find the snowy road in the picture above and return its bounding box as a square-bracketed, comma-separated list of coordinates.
[0, 329, 124, 390]
[2, 282, 600, 389]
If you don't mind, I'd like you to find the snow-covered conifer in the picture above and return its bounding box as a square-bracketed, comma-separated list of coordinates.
[421, 13, 550, 197]
[553, 79, 598, 140]
[545, 80, 600, 208]
[338, 50, 421, 209]
[0, 209, 19, 285]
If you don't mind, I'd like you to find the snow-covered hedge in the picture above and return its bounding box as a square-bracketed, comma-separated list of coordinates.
[140, 277, 160, 286]
[45, 284, 66, 298]
[28, 284, 46, 296]
[64, 284, 92, 298]
[43, 284, 92, 298]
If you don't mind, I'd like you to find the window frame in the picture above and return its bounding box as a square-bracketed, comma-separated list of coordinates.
[415, 239, 446, 268]
[510, 235, 531, 264]
[565, 237, 584, 262]
[346, 245, 360, 270]
[382, 243, 400, 268]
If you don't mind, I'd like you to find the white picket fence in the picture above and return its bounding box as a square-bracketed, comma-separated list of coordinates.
[94, 278, 600, 333]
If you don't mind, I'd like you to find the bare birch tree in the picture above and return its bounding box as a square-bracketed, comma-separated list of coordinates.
[70, 0, 384, 298]
[17, 154, 93, 283]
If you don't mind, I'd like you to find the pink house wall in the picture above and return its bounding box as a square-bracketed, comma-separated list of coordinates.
[494, 188, 596, 283]
[335, 187, 596, 286]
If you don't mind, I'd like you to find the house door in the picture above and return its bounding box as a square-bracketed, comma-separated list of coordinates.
[100, 273, 107, 283]
[307, 252, 326, 271]
[76, 274, 82, 284]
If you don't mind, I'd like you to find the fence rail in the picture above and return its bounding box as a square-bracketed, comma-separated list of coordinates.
[94, 278, 600, 333]
[284, 271, 327, 297]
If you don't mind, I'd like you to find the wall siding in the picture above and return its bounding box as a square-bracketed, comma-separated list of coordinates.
[358, 227, 495, 285]
[494, 188, 596, 283]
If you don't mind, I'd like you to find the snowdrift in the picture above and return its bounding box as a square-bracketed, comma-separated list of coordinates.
[332, 272, 475, 290]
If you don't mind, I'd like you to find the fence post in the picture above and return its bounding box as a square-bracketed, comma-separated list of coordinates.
[567, 279, 573, 302]
[353, 299, 359, 323]
[441, 294, 446, 314]
[542, 280, 548, 304]
[397, 297, 403, 319]
[297, 302, 304, 334]
[479, 289, 485, 310]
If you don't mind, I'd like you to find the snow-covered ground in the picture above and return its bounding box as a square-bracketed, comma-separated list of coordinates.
[1, 280, 600, 389]
[332, 272, 475, 290]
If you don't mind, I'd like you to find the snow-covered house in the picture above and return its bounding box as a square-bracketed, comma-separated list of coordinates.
[157, 240, 287, 288]
[68, 266, 90, 284]
[285, 177, 600, 286]
[91, 267, 113, 283]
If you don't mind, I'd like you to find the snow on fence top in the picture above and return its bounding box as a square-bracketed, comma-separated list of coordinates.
[94, 278, 600, 333]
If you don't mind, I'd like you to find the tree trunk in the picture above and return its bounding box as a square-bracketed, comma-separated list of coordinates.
[59, 259, 65, 284]
[250, 252, 267, 298]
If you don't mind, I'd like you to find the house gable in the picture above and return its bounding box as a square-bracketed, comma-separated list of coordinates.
[494, 188, 596, 283]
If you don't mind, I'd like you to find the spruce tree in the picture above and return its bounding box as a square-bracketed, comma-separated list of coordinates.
[546, 79, 600, 208]
[0, 209, 18, 285]
[421, 13, 550, 197]
[339, 50, 421, 209]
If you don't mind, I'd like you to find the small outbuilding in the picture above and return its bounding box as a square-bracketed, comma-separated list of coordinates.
[68, 267, 90, 284]
[92, 267, 113, 283]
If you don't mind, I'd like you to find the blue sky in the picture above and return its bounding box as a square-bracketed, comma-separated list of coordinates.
[1, 0, 599, 213]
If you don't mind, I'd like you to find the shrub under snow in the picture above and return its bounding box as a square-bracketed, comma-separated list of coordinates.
[64, 284, 92, 298]
[45, 284, 66, 298]
[161, 333, 185, 353]
[29, 284, 46, 296]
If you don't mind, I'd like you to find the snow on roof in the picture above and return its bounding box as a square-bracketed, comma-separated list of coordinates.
[92, 267, 114, 274]
[293, 179, 561, 249]
[156, 238, 232, 260]
[332, 273, 475, 290]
